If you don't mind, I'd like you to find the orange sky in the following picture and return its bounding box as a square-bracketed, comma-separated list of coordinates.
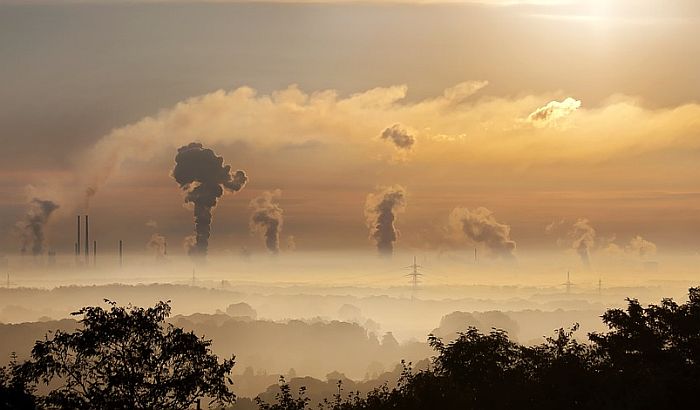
[1, 0, 699, 259]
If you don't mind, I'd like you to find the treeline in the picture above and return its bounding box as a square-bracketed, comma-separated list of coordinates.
[259, 287, 700, 409]
[2, 288, 700, 409]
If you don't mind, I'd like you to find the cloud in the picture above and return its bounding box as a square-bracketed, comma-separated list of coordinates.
[145, 219, 158, 229]
[449, 207, 516, 259]
[67, 81, 700, 214]
[527, 97, 581, 126]
[380, 124, 415, 150]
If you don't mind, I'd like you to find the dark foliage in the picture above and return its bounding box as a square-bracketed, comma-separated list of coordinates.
[257, 287, 700, 410]
[2, 300, 235, 410]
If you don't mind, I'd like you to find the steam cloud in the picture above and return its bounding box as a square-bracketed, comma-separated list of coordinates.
[527, 97, 581, 126]
[626, 235, 657, 258]
[364, 186, 407, 256]
[17, 198, 60, 256]
[249, 190, 284, 254]
[449, 207, 516, 259]
[172, 142, 248, 257]
[546, 218, 595, 269]
[569, 218, 596, 269]
[380, 124, 415, 150]
[147, 233, 167, 258]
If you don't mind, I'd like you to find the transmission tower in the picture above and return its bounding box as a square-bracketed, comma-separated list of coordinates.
[404, 256, 424, 301]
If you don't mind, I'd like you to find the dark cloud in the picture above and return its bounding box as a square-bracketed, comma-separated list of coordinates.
[365, 186, 407, 256]
[249, 190, 284, 254]
[449, 207, 516, 259]
[17, 198, 60, 256]
[172, 142, 248, 258]
[380, 124, 415, 150]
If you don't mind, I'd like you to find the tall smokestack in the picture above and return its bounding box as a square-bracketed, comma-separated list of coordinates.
[93, 241, 96, 267]
[77, 216, 81, 256]
[84, 215, 89, 263]
[119, 240, 123, 268]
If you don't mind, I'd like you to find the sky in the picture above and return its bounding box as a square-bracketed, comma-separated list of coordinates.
[1, 0, 699, 260]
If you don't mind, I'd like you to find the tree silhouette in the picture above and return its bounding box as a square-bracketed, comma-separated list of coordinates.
[259, 287, 700, 410]
[15, 300, 235, 409]
[255, 376, 310, 410]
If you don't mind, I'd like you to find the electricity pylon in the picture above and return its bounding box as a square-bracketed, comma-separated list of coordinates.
[404, 256, 424, 301]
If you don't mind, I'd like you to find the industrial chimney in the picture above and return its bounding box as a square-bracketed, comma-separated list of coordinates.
[84, 215, 89, 264]
[76, 215, 81, 256]
[119, 240, 123, 268]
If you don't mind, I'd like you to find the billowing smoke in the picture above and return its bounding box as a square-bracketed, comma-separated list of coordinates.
[626, 235, 657, 258]
[569, 218, 596, 269]
[147, 233, 167, 258]
[547, 218, 598, 268]
[380, 124, 415, 150]
[249, 190, 284, 254]
[172, 142, 248, 257]
[17, 198, 60, 256]
[364, 186, 407, 256]
[449, 207, 516, 259]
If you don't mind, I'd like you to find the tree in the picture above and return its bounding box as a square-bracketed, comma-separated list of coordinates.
[18, 300, 235, 409]
[274, 287, 700, 410]
[255, 376, 310, 410]
[1, 356, 36, 410]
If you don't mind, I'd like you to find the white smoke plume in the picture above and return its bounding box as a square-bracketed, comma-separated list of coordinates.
[449, 207, 516, 259]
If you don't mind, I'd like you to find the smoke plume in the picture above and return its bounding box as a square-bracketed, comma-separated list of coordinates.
[569, 218, 596, 269]
[172, 142, 248, 257]
[364, 186, 407, 256]
[380, 124, 415, 150]
[17, 198, 60, 256]
[147, 233, 167, 258]
[249, 190, 284, 254]
[449, 207, 516, 259]
[626, 235, 657, 258]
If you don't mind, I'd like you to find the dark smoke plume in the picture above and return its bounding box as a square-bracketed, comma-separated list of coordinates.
[364, 186, 407, 256]
[449, 207, 516, 259]
[249, 190, 284, 254]
[17, 198, 60, 256]
[380, 124, 415, 150]
[172, 142, 247, 257]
